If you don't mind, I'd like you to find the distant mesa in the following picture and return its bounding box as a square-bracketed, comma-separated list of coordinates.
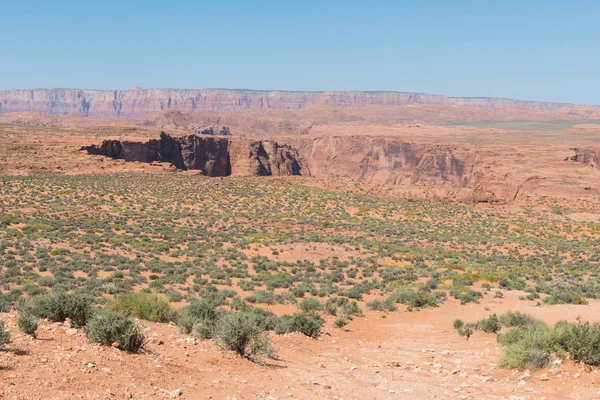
[0, 88, 590, 118]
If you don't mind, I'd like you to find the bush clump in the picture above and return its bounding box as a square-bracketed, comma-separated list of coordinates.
[107, 292, 176, 323]
[386, 289, 444, 310]
[17, 312, 39, 338]
[20, 292, 94, 328]
[459, 311, 600, 370]
[299, 298, 323, 313]
[213, 312, 275, 359]
[553, 320, 600, 365]
[176, 297, 224, 336]
[500, 311, 535, 327]
[543, 291, 588, 305]
[0, 321, 11, 346]
[497, 320, 554, 370]
[85, 312, 145, 352]
[275, 312, 325, 338]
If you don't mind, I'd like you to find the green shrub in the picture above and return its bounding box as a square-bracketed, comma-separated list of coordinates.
[20, 292, 94, 328]
[453, 319, 464, 330]
[451, 289, 482, 305]
[543, 291, 588, 305]
[17, 312, 39, 338]
[387, 289, 442, 309]
[275, 312, 324, 338]
[194, 318, 218, 339]
[334, 317, 348, 328]
[500, 311, 535, 327]
[553, 320, 600, 365]
[0, 321, 10, 346]
[177, 297, 223, 335]
[0, 296, 10, 313]
[85, 312, 145, 352]
[299, 298, 323, 312]
[477, 314, 502, 334]
[341, 301, 363, 317]
[214, 312, 275, 359]
[107, 292, 176, 322]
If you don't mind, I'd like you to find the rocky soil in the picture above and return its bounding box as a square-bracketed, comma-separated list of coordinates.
[1, 290, 598, 400]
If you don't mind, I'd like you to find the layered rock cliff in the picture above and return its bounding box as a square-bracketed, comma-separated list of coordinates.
[82, 133, 480, 190]
[82, 132, 304, 177]
[286, 136, 478, 187]
[1, 88, 578, 118]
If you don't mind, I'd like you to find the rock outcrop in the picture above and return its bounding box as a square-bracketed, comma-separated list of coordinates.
[568, 148, 600, 167]
[81, 132, 304, 177]
[1, 88, 582, 118]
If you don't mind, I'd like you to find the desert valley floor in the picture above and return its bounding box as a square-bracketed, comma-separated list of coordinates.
[2, 92, 600, 399]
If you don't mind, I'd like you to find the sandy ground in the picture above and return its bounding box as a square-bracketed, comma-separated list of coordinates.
[1, 289, 599, 400]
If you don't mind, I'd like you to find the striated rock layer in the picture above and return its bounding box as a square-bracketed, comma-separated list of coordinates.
[82, 132, 304, 177]
[1, 88, 582, 118]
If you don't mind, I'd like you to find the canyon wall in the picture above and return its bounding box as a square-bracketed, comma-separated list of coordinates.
[1, 88, 578, 118]
[287, 136, 479, 187]
[82, 133, 479, 189]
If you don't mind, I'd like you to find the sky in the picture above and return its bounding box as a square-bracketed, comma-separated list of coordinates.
[1, 0, 599, 104]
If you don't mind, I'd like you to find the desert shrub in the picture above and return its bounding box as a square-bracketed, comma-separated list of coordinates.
[213, 312, 275, 359]
[366, 299, 386, 311]
[387, 289, 442, 309]
[20, 292, 94, 328]
[0, 321, 10, 346]
[553, 320, 600, 365]
[334, 317, 348, 328]
[177, 297, 224, 335]
[299, 298, 323, 312]
[325, 302, 338, 315]
[0, 296, 10, 313]
[451, 289, 482, 305]
[17, 312, 39, 337]
[543, 291, 588, 305]
[275, 312, 325, 338]
[497, 321, 555, 370]
[246, 307, 279, 331]
[85, 311, 145, 352]
[500, 311, 535, 327]
[245, 290, 275, 305]
[453, 319, 464, 330]
[107, 292, 176, 322]
[194, 318, 218, 339]
[476, 314, 502, 334]
[341, 301, 362, 317]
[457, 325, 473, 340]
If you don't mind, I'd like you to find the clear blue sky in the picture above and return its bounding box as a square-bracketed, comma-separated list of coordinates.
[1, 0, 599, 104]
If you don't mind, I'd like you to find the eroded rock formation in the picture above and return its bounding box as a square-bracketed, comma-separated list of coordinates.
[568, 148, 600, 167]
[81, 132, 304, 177]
